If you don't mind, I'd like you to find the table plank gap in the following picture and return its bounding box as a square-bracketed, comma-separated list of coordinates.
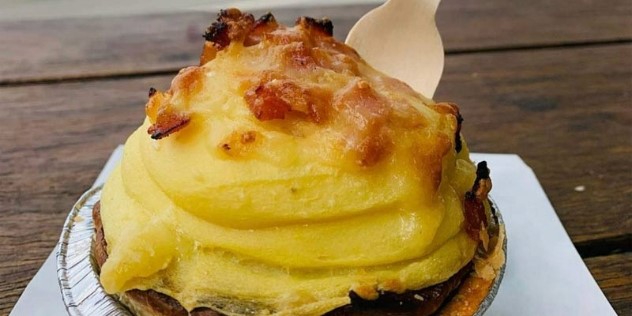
[576, 233, 632, 259]
[585, 252, 632, 315]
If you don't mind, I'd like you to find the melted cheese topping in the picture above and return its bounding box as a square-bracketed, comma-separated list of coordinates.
[99, 12, 479, 315]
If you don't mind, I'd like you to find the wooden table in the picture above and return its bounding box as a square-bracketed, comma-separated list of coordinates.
[1, 1, 630, 314]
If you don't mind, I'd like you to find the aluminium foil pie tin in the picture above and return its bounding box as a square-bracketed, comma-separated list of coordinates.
[57, 186, 506, 316]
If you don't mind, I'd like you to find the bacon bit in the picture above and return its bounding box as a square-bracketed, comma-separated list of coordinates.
[334, 80, 392, 167]
[245, 12, 279, 46]
[255, 12, 275, 26]
[204, 20, 230, 47]
[145, 90, 165, 123]
[455, 111, 464, 153]
[201, 11, 280, 63]
[244, 82, 294, 121]
[145, 67, 202, 139]
[244, 73, 330, 123]
[296, 16, 334, 37]
[147, 113, 190, 140]
[203, 8, 255, 50]
[463, 161, 492, 240]
[464, 192, 487, 240]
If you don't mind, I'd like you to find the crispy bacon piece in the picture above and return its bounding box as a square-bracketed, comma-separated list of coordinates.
[147, 113, 190, 140]
[203, 9, 255, 49]
[145, 67, 202, 139]
[245, 12, 279, 46]
[201, 10, 281, 64]
[296, 16, 334, 37]
[463, 161, 492, 240]
[334, 80, 392, 167]
[455, 111, 464, 153]
[244, 73, 330, 123]
[244, 81, 294, 121]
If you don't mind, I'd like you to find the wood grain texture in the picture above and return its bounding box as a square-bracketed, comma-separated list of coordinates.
[0, 43, 630, 313]
[434, 43, 632, 244]
[1, 0, 631, 84]
[0, 75, 168, 315]
[585, 253, 632, 314]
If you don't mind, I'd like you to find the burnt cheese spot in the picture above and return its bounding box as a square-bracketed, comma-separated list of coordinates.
[463, 161, 491, 240]
[203, 8, 255, 49]
[296, 16, 334, 36]
[455, 112, 464, 153]
[255, 12, 276, 25]
[203, 21, 230, 48]
[329, 264, 472, 315]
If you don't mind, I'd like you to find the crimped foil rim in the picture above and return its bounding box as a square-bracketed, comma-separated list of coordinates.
[57, 186, 506, 316]
[57, 185, 131, 316]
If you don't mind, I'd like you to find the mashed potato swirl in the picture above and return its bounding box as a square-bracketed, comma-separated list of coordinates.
[99, 9, 481, 315]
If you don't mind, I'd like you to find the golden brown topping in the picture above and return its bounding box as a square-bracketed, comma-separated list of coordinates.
[244, 72, 331, 123]
[284, 42, 317, 68]
[246, 12, 279, 46]
[145, 67, 203, 139]
[203, 8, 255, 49]
[219, 130, 261, 157]
[170, 66, 204, 97]
[463, 162, 492, 240]
[334, 80, 392, 167]
[147, 112, 190, 140]
[199, 42, 217, 65]
[200, 9, 257, 65]
[201, 10, 283, 65]
[295, 16, 334, 37]
[164, 9, 463, 172]
[244, 79, 294, 121]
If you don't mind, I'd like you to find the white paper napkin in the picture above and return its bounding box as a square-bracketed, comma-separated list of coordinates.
[10, 146, 616, 315]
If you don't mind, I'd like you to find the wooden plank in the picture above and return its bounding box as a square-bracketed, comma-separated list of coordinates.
[1, 0, 631, 83]
[585, 253, 632, 314]
[0, 75, 168, 315]
[434, 43, 632, 244]
[0, 44, 630, 313]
